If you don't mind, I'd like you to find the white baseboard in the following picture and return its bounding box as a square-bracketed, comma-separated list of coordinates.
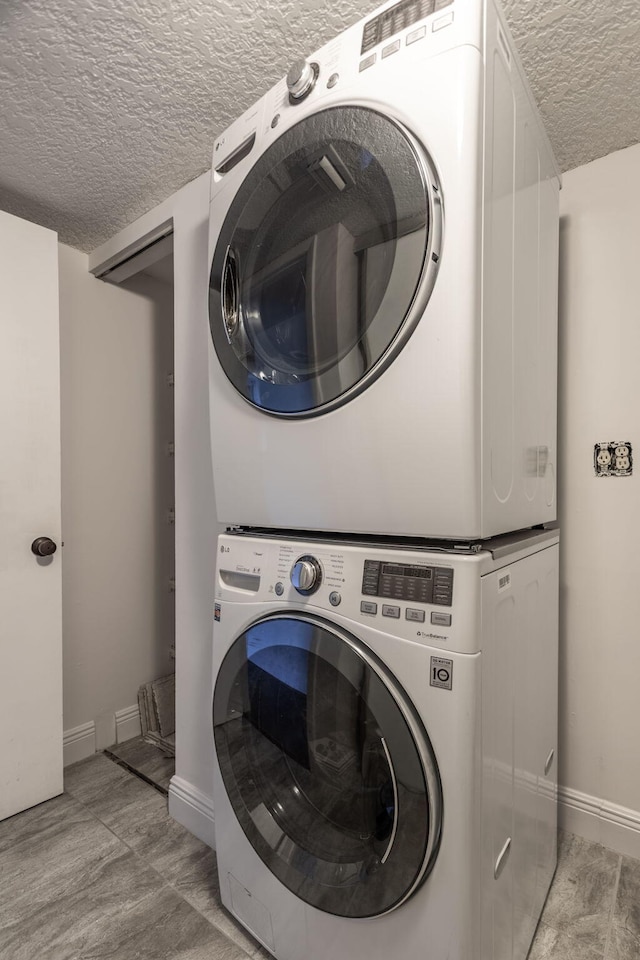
[559, 784, 640, 860]
[63, 701, 140, 766]
[115, 704, 142, 743]
[63, 721, 96, 767]
[168, 775, 215, 849]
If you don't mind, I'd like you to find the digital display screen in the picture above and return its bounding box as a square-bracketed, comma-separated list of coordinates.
[382, 563, 433, 579]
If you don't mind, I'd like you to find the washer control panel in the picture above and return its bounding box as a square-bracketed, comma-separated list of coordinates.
[361, 559, 454, 606]
[214, 534, 478, 651]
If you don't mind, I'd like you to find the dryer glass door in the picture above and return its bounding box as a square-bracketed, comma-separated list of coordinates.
[209, 106, 441, 417]
[213, 613, 442, 918]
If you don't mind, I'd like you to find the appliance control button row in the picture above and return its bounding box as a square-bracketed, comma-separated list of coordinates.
[359, 601, 452, 628]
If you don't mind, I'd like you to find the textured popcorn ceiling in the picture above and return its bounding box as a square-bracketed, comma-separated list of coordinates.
[1, 0, 639, 251]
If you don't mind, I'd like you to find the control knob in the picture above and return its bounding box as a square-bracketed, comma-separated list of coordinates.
[290, 555, 322, 595]
[286, 59, 318, 101]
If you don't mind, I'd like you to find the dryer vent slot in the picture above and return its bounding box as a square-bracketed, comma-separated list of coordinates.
[215, 133, 256, 175]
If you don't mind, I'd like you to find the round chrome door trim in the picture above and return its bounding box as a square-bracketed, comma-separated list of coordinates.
[213, 610, 443, 917]
[209, 105, 444, 420]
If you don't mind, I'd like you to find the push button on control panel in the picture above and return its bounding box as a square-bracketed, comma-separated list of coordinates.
[329, 591, 342, 607]
[382, 39, 401, 58]
[359, 53, 376, 72]
[360, 601, 378, 615]
[432, 11, 454, 30]
[406, 25, 426, 44]
[382, 604, 401, 619]
[406, 608, 426, 623]
[433, 568, 454, 606]
[431, 612, 452, 626]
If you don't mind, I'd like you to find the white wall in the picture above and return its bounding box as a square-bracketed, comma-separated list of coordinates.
[558, 141, 640, 853]
[59, 245, 175, 750]
[89, 175, 224, 844]
[171, 178, 225, 841]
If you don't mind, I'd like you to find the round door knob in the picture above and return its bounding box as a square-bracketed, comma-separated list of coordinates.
[290, 555, 321, 595]
[31, 536, 57, 557]
[286, 59, 318, 101]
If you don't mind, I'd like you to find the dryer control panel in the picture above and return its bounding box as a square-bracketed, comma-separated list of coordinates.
[361, 0, 454, 54]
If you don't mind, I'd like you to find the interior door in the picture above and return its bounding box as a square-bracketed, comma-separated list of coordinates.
[213, 612, 442, 918]
[209, 105, 442, 417]
[0, 210, 63, 821]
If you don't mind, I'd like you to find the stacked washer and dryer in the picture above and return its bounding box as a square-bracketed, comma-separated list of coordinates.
[207, 1, 561, 959]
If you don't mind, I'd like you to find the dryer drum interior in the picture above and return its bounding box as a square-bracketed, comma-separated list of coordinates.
[213, 613, 443, 919]
[209, 106, 442, 417]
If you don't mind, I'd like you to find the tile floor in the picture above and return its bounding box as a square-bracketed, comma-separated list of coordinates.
[105, 735, 175, 793]
[0, 753, 638, 960]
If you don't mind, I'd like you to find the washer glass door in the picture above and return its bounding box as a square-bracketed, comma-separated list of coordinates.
[209, 106, 441, 417]
[213, 613, 442, 918]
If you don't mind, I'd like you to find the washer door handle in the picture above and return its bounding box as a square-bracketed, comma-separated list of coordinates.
[494, 837, 511, 880]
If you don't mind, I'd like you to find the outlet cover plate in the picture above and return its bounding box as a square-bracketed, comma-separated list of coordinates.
[594, 441, 632, 477]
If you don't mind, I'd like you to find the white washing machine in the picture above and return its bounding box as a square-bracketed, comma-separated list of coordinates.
[207, 0, 561, 540]
[212, 528, 559, 960]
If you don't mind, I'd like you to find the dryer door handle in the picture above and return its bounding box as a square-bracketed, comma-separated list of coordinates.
[221, 245, 240, 341]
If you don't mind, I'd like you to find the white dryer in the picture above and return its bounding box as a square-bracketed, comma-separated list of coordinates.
[211, 528, 559, 960]
[208, 0, 561, 540]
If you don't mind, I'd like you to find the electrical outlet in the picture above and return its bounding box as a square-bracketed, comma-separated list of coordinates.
[614, 444, 630, 471]
[594, 441, 632, 477]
